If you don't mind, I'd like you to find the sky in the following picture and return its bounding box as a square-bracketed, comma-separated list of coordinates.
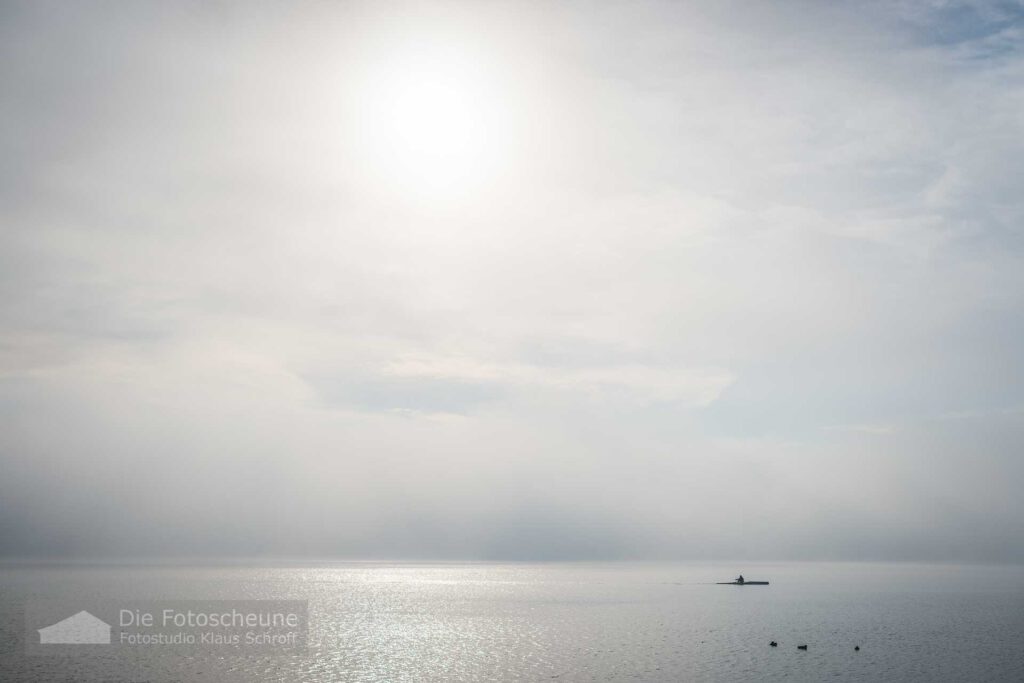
[1, 0, 1023, 562]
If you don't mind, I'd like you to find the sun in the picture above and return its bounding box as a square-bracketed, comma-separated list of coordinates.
[352, 47, 510, 200]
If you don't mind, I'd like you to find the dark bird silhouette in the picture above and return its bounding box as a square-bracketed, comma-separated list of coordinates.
[797, 645, 808, 650]
[854, 646, 860, 651]
[769, 641, 777, 647]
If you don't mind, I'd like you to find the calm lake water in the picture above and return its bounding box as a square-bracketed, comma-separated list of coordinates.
[2, 562, 1023, 681]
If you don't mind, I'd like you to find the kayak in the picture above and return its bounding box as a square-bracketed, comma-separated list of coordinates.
[716, 581, 769, 585]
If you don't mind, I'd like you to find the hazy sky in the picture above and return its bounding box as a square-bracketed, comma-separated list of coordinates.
[2, 0, 1023, 561]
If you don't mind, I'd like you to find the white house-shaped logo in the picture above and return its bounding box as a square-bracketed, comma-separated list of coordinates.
[38, 610, 111, 644]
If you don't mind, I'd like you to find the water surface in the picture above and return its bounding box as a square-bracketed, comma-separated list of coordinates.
[2, 562, 1022, 681]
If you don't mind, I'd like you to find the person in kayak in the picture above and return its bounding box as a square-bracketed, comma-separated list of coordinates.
[737, 575, 745, 584]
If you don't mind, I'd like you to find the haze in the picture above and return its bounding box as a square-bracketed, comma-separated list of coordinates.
[2, 0, 1023, 562]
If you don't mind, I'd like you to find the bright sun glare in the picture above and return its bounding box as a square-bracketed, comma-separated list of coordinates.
[354, 48, 510, 199]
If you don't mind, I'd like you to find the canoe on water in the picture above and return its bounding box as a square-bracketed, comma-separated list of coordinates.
[717, 581, 769, 585]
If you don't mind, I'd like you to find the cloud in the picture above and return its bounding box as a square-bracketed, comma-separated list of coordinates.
[2, 0, 1024, 560]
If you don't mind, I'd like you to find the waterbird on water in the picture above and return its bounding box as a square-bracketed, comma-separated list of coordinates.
[797, 645, 808, 650]
[769, 641, 777, 647]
